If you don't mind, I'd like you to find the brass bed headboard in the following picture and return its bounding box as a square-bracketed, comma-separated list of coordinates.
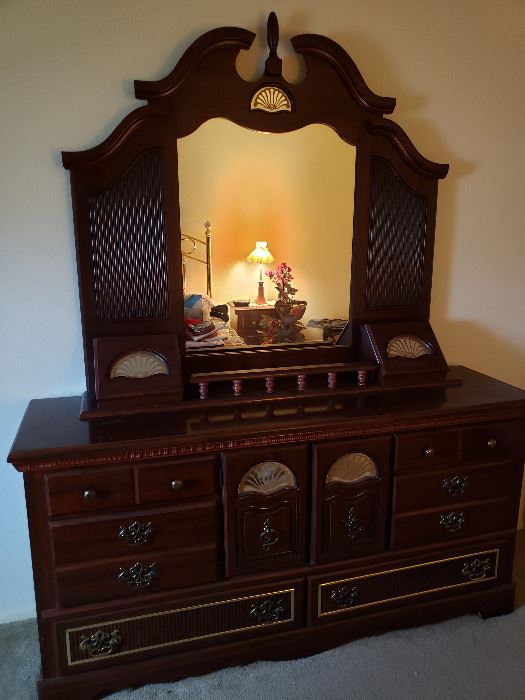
[181, 221, 212, 298]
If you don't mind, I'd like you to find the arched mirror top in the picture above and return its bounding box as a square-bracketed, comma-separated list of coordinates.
[326, 452, 378, 485]
[60, 12, 450, 419]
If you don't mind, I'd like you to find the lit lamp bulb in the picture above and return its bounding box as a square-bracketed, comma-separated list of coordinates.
[246, 241, 275, 305]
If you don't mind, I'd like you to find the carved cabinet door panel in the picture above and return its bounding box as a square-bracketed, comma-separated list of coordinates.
[312, 436, 391, 563]
[222, 445, 309, 577]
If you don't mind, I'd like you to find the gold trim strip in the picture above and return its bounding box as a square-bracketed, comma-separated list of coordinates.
[66, 587, 295, 666]
[317, 549, 499, 618]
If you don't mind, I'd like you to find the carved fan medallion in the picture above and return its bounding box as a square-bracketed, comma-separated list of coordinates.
[326, 453, 378, 485]
[238, 461, 297, 495]
[110, 351, 169, 379]
[250, 86, 292, 113]
[386, 335, 432, 359]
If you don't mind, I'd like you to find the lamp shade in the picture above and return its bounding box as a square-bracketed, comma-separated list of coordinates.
[246, 241, 274, 265]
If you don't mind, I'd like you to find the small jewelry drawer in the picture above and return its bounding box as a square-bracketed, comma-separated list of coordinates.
[310, 548, 500, 623]
[55, 546, 218, 607]
[393, 462, 524, 514]
[391, 498, 516, 549]
[460, 421, 522, 465]
[395, 429, 459, 472]
[45, 468, 134, 516]
[51, 501, 219, 566]
[58, 579, 303, 671]
[137, 456, 217, 505]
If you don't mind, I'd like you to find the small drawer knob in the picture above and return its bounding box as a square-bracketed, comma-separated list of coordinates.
[487, 438, 497, 448]
[170, 479, 184, 491]
[83, 488, 96, 500]
[424, 447, 435, 457]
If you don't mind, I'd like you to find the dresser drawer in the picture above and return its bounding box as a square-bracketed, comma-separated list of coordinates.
[310, 548, 500, 623]
[461, 421, 522, 465]
[393, 462, 524, 514]
[137, 456, 217, 505]
[222, 445, 309, 577]
[58, 579, 303, 672]
[395, 429, 459, 472]
[46, 468, 134, 516]
[391, 498, 516, 549]
[56, 545, 218, 607]
[52, 501, 219, 566]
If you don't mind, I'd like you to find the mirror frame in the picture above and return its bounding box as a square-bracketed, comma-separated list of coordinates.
[62, 13, 449, 419]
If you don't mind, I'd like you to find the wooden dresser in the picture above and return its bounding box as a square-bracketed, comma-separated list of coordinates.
[8, 12, 524, 700]
[8, 367, 525, 699]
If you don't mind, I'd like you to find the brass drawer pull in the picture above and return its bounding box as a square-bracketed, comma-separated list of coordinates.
[79, 629, 121, 657]
[442, 475, 468, 496]
[260, 518, 279, 551]
[461, 557, 491, 581]
[170, 479, 184, 491]
[439, 511, 465, 532]
[118, 521, 155, 546]
[250, 598, 285, 624]
[424, 447, 435, 457]
[83, 488, 96, 500]
[331, 585, 358, 609]
[118, 562, 158, 588]
[344, 506, 365, 541]
[487, 438, 497, 448]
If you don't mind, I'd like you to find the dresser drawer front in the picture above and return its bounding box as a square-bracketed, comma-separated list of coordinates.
[46, 468, 134, 516]
[391, 499, 515, 549]
[461, 421, 522, 465]
[52, 502, 218, 566]
[313, 437, 390, 563]
[312, 549, 499, 622]
[222, 445, 309, 577]
[395, 429, 459, 471]
[56, 547, 217, 607]
[61, 581, 302, 670]
[394, 462, 524, 514]
[137, 456, 217, 505]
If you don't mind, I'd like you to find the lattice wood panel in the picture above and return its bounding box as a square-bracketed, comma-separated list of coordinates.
[366, 157, 427, 309]
[88, 150, 169, 320]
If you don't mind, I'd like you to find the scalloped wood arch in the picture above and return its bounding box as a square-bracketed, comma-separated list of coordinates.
[61, 12, 449, 417]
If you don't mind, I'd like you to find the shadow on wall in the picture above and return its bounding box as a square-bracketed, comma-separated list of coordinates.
[437, 320, 525, 390]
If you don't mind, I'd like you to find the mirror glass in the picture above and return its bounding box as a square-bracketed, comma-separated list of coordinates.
[178, 119, 356, 347]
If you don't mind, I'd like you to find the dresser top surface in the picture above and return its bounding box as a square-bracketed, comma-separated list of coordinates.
[8, 366, 525, 471]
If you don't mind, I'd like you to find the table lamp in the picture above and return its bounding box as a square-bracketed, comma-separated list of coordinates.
[247, 241, 274, 305]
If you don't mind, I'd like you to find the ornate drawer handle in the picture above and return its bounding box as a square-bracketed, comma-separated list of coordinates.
[442, 475, 469, 496]
[487, 438, 497, 448]
[118, 562, 158, 588]
[424, 447, 435, 457]
[118, 521, 155, 546]
[461, 557, 491, 581]
[344, 506, 365, 541]
[260, 518, 279, 551]
[331, 585, 358, 609]
[250, 598, 285, 624]
[170, 479, 184, 491]
[79, 629, 121, 657]
[83, 488, 96, 500]
[439, 511, 465, 532]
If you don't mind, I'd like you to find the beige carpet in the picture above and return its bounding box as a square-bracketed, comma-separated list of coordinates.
[2, 608, 525, 699]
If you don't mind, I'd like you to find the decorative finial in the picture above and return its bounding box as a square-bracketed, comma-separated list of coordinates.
[265, 12, 282, 77]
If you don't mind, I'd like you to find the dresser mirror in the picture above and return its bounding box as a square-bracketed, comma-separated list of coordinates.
[178, 118, 355, 346]
[62, 12, 449, 418]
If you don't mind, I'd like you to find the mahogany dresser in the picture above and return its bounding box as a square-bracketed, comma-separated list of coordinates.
[8, 366, 525, 699]
[7, 13, 525, 700]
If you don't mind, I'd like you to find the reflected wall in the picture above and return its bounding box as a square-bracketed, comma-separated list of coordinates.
[178, 119, 356, 336]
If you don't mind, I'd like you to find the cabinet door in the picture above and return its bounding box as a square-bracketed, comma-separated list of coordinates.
[222, 445, 309, 577]
[312, 437, 391, 563]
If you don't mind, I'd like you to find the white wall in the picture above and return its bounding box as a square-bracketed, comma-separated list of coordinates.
[1, 0, 524, 622]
